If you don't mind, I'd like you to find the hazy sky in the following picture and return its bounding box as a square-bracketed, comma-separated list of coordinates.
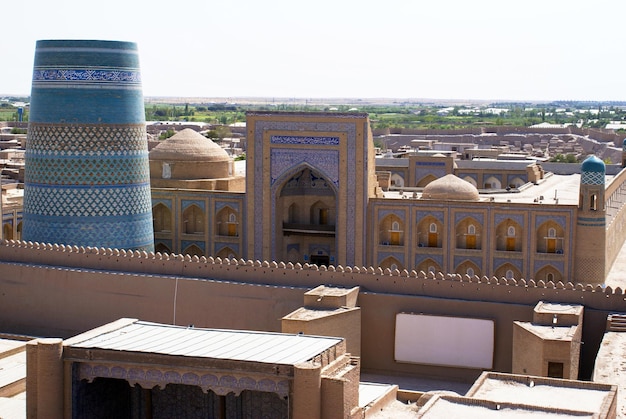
[1, 0, 624, 101]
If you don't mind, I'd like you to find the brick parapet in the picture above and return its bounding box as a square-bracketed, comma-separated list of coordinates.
[0, 239, 624, 312]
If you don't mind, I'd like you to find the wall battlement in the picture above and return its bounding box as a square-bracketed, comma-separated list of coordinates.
[1, 239, 623, 312]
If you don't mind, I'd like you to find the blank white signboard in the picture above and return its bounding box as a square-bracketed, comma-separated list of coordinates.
[394, 313, 494, 369]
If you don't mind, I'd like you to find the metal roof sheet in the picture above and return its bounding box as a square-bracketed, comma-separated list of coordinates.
[69, 320, 342, 365]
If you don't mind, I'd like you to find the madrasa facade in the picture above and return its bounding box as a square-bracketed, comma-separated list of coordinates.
[148, 111, 626, 285]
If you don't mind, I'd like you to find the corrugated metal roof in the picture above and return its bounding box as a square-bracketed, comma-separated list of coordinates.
[69, 320, 342, 365]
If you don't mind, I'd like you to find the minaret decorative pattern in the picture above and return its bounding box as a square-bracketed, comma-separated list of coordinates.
[23, 40, 154, 251]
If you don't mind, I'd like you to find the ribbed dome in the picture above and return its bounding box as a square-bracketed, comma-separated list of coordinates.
[422, 174, 480, 201]
[149, 128, 229, 162]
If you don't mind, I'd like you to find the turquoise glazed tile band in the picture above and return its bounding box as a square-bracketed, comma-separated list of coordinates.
[23, 40, 154, 252]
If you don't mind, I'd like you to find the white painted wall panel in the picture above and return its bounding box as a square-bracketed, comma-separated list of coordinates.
[394, 313, 494, 369]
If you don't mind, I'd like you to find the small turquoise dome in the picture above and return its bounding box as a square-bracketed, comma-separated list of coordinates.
[581, 155, 605, 185]
[622, 138, 626, 151]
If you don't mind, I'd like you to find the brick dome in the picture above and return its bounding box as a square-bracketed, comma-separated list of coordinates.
[422, 174, 480, 201]
[149, 128, 229, 162]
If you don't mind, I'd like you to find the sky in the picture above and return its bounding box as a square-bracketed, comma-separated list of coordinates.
[1, 0, 625, 102]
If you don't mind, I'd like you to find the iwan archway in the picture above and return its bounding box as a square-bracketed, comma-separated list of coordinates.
[275, 165, 337, 266]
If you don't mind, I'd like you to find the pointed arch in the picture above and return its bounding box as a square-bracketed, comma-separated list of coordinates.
[455, 259, 481, 278]
[155, 242, 171, 254]
[275, 162, 339, 198]
[391, 173, 404, 188]
[380, 256, 403, 271]
[494, 262, 522, 280]
[417, 215, 443, 248]
[495, 218, 522, 252]
[216, 205, 239, 236]
[379, 214, 404, 246]
[484, 176, 501, 189]
[182, 244, 203, 257]
[463, 176, 477, 187]
[153, 203, 172, 232]
[535, 265, 563, 283]
[216, 246, 237, 260]
[2, 223, 12, 240]
[287, 203, 299, 223]
[16, 221, 22, 241]
[508, 177, 525, 188]
[416, 258, 442, 275]
[455, 216, 482, 250]
[416, 174, 438, 188]
[536, 221, 565, 253]
[182, 204, 204, 234]
[276, 164, 338, 267]
[310, 200, 332, 226]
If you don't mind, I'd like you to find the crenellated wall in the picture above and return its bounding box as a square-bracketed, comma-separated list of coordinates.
[0, 240, 622, 382]
[605, 168, 626, 275]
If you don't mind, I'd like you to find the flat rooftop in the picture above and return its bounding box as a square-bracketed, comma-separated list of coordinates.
[513, 322, 579, 341]
[593, 330, 626, 418]
[67, 319, 343, 366]
[382, 173, 583, 205]
[466, 372, 616, 416]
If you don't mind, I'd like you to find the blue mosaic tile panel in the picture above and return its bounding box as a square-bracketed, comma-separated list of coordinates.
[33, 68, 141, 85]
[581, 170, 605, 185]
[26, 124, 147, 155]
[270, 149, 339, 187]
[24, 185, 152, 217]
[270, 135, 340, 145]
[26, 156, 149, 186]
[29, 40, 144, 124]
[23, 40, 153, 251]
[23, 212, 154, 251]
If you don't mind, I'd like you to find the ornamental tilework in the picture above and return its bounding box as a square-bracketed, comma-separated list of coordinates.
[26, 124, 147, 155]
[270, 149, 339, 187]
[215, 201, 239, 212]
[494, 213, 524, 226]
[26, 156, 149, 186]
[536, 215, 565, 228]
[270, 135, 340, 145]
[378, 252, 405, 265]
[23, 40, 154, 251]
[152, 198, 173, 210]
[378, 209, 406, 220]
[581, 171, 605, 185]
[182, 241, 206, 252]
[254, 119, 358, 264]
[24, 185, 152, 217]
[215, 243, 239, 254]
[533, 260, 564, 272]
[415, 211, 445, 224]
[454, 212, 484, 225]
[415, 254, 443, 267]
[24, 213, 154, 251]
[494, 258, 523, 271]
[181, 200, 206, 211]
[32, 68, 141, 85]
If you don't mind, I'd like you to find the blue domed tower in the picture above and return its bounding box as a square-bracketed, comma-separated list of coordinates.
[574, 155, 606, 284]
[23, 40, 154, 252]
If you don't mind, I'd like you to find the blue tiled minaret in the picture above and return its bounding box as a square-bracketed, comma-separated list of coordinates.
[574, 155, 606, 284]
[23, 40, 154, 252]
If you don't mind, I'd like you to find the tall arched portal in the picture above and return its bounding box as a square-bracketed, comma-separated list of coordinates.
[246, 112, 377, 267]
[277, 167, 337, 266]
